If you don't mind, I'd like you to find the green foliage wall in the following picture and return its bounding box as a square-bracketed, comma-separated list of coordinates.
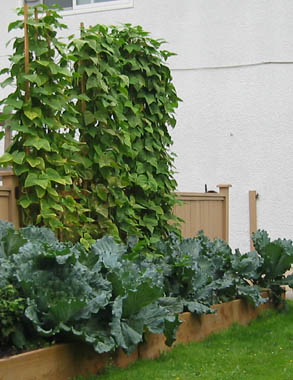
[0, 6, 91, 241]
[0, 5, 181, 248]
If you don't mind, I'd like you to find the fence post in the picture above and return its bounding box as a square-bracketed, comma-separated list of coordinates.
[217, 184, 232, 243]
[249, 190, 258, 250]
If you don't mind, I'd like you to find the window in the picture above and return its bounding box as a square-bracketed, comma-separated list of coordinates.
[23, 0, 134, 14]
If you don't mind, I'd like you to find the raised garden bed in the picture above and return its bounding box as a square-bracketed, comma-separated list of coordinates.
[0, 295, 274, 380]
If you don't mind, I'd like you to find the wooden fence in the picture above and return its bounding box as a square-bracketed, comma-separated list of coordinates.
[175, 185, 231, 242]
[0, 169, 20, 229]
[0, 170, 231, 242]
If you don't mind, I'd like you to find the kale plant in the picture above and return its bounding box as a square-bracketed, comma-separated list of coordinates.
[0, 222, 179, 354]
[251, 230, 293, 306]
[156, 232, 267, 311]
[0, 221, 292, 355]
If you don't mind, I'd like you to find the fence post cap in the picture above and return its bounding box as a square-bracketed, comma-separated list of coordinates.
[217, 184, 232, 188]
[0, 168, 14, 176]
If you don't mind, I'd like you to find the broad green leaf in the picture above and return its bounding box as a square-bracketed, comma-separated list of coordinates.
[49, 218, 63, 229]
[49, 300, 86, 324]
[35, 75, 49, 87]
[73, 38, 87, 51]
[0, 77, 14, 88]
[14, 165, 29, 176]
[86, 76, 98, 90]
[33, 45, 49, 56]
[86, 38, 97, 51]
[61, 143, 80, 152]
[94, 204, 108, 218]
[11, 151, 25, 165]
[122, 132, 131, 147]
[23, 74, 38, 84]
[63, 176, 73, 185]
[24, 137, 51, 151]
[45, 168, 61, 179]
[24, 109, 42, 121]
[119, 75, 129, 87]
[98, 155, 118, 168]
[185, 301, 215, 315]
[76, 155, 92, 169]
[35, 178, 50, 190]
[27, 156, 45, 169]
[8, 20, 23, 32]
[24, 173, 49, 190]
[62, 196, 76, 212]
[43, 98, 63, 111]
[36, 186, 46, 199]
[5, 97, 23, 110]
[40, 210, 57, 219]
[36, 60, 50, 67]
[136, 174, 149, 190]
[84, 111, 95, 126]
[122, 283, 162, 318]
[96, 184, 108, 201]
[18, 196, 33, 209]
[0, 152, 12, 164]
[84, 66, 99, 77]
[51, 177, 67, 185]
[51, 202, 64, 212]
[0, 113, 10, 122]
[47, 187, 59, 197]
[57, 66, 71, 77]
[45, 168, 70, 185]
[48, 62, 59, 75]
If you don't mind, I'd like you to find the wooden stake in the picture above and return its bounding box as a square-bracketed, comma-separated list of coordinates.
[24, 2, 30, 102]
[80, 22, 86, 113]
[80, 22, 85, 34]
[4, 128, 12, 151]
[23, 3, 31, 156]
[249, 190, 258, 250]
[45, 11, 52, 52]
[34, 7, 39, 42]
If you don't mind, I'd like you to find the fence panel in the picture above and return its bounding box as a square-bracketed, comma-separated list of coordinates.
[174, 185, 231, 242]
[0, 169, 20, 228]
[0, 170, 231, 242]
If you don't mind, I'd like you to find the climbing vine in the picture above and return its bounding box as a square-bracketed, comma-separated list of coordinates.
[69, 24, 181, 246]
[0, 5, 181, 249]
[0, 5, 91, 241]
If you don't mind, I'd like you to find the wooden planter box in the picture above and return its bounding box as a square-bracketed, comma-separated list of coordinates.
[139, 295, 272, 360]
[0, 344, 138, 380]
[0, 296, 273, 380]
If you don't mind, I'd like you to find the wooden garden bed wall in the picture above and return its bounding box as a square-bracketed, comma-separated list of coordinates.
[0, 295, 273, 380]
[0, 170, 231, 241]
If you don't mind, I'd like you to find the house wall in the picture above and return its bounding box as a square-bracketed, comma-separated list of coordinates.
[1, 0, 293, 251]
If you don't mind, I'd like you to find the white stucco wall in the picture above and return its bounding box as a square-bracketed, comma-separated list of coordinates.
[171, 64, 293, 252]
[1, 0, 293, 251]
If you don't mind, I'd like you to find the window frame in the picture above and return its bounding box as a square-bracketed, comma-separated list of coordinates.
[20, 0, 134, 15]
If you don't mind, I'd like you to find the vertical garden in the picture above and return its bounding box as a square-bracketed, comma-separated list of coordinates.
[0, 4, 181, 249]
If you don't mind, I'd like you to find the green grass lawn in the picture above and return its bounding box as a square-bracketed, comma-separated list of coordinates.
[73, 301, 293, 380]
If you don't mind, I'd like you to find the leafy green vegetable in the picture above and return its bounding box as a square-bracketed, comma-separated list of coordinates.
[251, 230, 293, 306]
[0, 221, 291, 355]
